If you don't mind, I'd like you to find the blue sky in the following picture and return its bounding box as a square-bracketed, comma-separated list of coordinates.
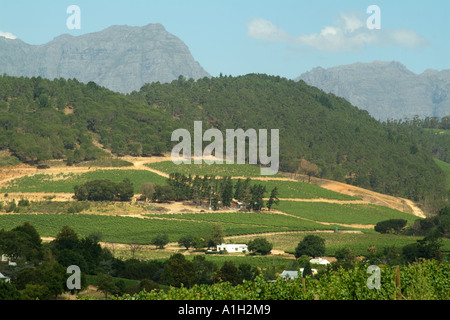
[0, 0, 448, 79]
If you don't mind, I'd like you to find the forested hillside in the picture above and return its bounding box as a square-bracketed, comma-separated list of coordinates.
[0, 74, 447, 209]
[0, 75, 177, 163]
[131, 74, 448, 207]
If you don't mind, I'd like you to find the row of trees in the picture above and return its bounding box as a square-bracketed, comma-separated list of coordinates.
[0, 223, 266, 299]
[72, 174, 280, 212]
[374, 207, 450, 239]
[163, 173, 280, 211]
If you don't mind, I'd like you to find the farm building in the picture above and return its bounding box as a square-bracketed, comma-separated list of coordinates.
[1, 254, 17, 266]
[280, 270, 299, 280]
[309, 258, 330, 265]
[217, 243, 248, 253]
[280, 268, 318, 280]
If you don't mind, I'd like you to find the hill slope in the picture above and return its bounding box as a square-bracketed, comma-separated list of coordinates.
[296, 61, 450, 121]
[131, 74, 448, 205]
[0, 24, 210, 93]
[0, 74, 447, 207]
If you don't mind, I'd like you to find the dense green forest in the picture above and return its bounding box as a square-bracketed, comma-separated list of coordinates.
[0, 74, 448, 210]
[130, 74, 449, 208]
[0, 75, 177, 163]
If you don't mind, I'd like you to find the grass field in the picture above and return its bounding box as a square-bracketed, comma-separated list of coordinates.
[0, 169, 168, 193]
[229, 231, 450, 257]
[0, 213, 299, 244]
[248, 179, 361, 200]
[146, 161, 284, 177]
[275, 201, 419, 226]
[1, 155, 443, 262]
[154, 211, 335, 231]
[1, 165, 361, 201]
[435, 158, 450, 190]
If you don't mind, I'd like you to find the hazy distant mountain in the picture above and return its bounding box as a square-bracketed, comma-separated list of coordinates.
[296, 61, 450, 121]
[0, 23, 210, 93]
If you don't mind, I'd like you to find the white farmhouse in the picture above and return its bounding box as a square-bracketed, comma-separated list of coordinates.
[309, 258, 330, 265]
[1, 254, 17, 266]
[217, 243, 248, 253]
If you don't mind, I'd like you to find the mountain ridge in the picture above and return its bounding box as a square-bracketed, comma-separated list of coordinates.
[296, 61, 450, 121]
[0, 23, 210, 93]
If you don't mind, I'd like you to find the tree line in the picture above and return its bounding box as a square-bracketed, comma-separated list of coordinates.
[164, 173, 280, 211]
[72, 173, 280, 212]
[0, 223, 268, 299]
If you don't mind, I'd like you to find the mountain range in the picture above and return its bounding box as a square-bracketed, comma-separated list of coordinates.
[296, 61, 450, 121]
[0, 23, 210, 94]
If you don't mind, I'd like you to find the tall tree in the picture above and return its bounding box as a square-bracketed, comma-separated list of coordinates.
[266, 187, 280, 211]
[221, 176, 234, 207]
[294, 235, 325, 258]
[249, 184, 266, 211]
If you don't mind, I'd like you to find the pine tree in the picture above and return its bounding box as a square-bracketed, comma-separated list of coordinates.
[234, 179, 244, 202]
[266, 187, 280, 211]
[221, 176, 234, 207]
[250, 184, 266, 211]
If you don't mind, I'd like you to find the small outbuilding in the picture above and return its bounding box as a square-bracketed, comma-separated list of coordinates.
[309, 258, 330, 265]
[280, 268, 319, 280]
[280, 270, 299, 280]
[217, 243, 248, 253]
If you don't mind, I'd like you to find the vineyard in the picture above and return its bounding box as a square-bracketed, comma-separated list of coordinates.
[251, 179, 360, 200]
[276, 202, 418, 226]
[0, 169, 168, 193]
[154, 211, 328, 231]
[117, 259, 450, 300]
[145, 161, 284, 178]
[0, 213, 295, 244]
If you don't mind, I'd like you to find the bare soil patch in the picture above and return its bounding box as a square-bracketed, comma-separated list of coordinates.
[284, 173, 426, 218]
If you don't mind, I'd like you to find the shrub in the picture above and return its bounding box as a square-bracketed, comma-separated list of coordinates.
[152, 234, 169, 249]
[247, 237, 273, 255]
[294, 235, 325, 258]
[74, 179, 134, 202]
[375, 219, 407, 234]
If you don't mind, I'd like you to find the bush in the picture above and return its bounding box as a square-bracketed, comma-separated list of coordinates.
[139, 182, 155, 202]
[152, 185, 175, 203]
[74, 179, 134, 202]
[152, 234, 169, 249]
[294, 235, 325, 258]
[18, 199, 30, 207]
[375, 219, 407, 234]
[67, 201, 90, 214]
[247, 237, 273, 255]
